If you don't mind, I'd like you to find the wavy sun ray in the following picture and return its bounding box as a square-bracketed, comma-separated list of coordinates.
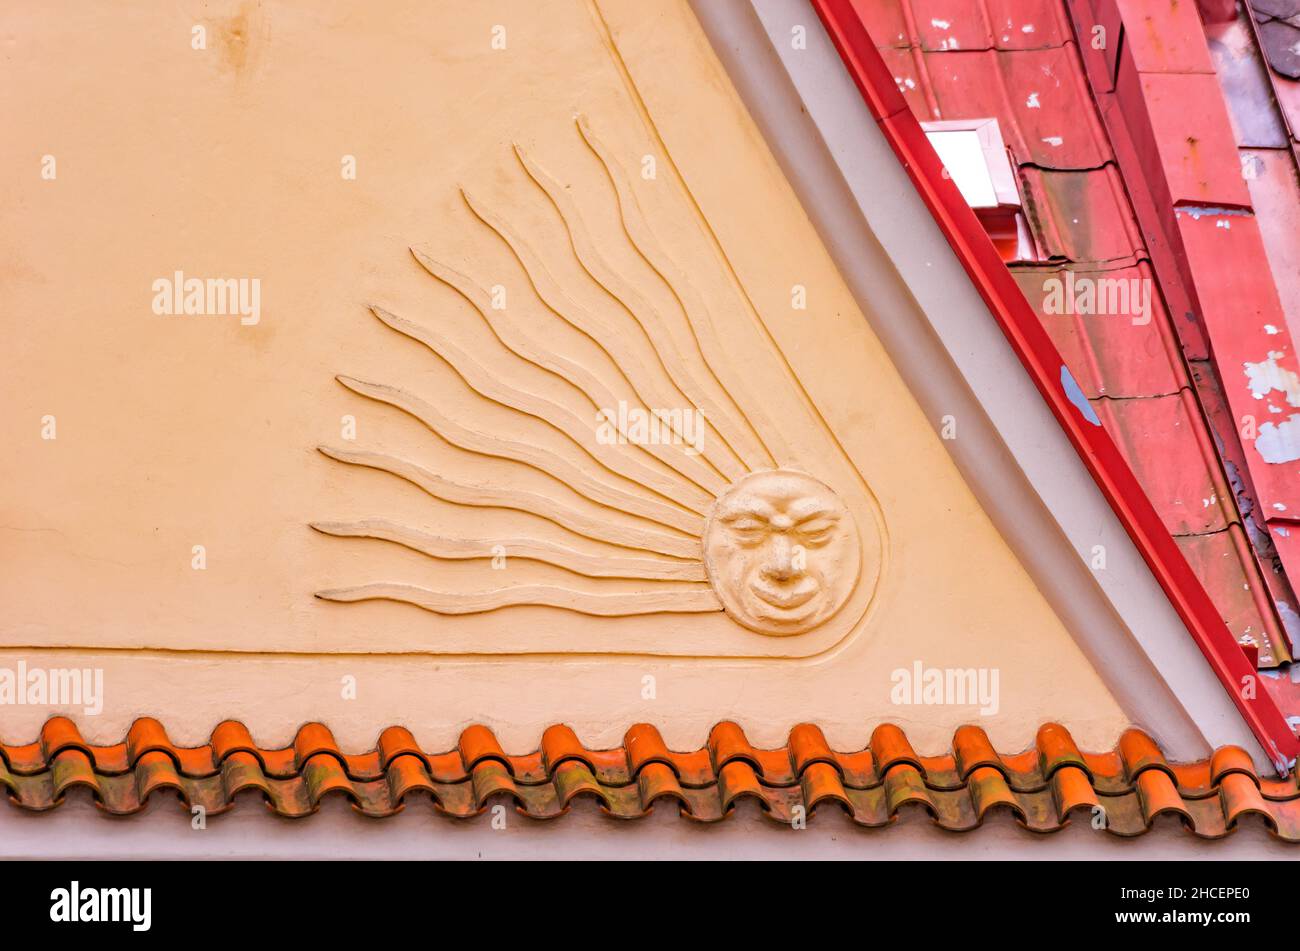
[368, 303, 724, 504]
[334, 374, 704, 536]
[407, 249, 731, 497]
[316, 582, 721, 617]
[575, 113, 780, 469]
[512, 142, 750, 482]
[311, 518, 705, 581]
[317, 446, 701, 559]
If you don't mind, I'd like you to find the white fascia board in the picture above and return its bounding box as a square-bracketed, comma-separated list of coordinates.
[1, 795, 1291, 859]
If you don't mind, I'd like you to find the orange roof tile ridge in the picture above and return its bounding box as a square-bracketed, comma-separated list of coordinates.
[2, 718, 1299, 839]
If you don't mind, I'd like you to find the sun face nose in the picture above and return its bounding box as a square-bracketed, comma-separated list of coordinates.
[761, 533, 800, 582]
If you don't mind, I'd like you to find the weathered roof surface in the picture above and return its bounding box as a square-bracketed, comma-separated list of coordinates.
[1202, 4, 1300, 683]
[5, 717, 1300, 838]
[1249, 0, 1300, 80]
[1170, 1, 1300, 685]
[813, 0, 1300, 763]
[850, 0, 1294, 668]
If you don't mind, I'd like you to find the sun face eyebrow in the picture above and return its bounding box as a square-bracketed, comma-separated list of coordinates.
[716, 496, 777, 524]
[789, 500, 839, 525]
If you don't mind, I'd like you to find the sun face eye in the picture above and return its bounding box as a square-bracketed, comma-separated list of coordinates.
[723, 514, 769, 545]
[797, 518, 838, 547]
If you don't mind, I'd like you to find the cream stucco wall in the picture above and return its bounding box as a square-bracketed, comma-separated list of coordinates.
[0, 0, 1129, 752]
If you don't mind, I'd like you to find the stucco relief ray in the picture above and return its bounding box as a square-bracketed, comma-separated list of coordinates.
[317, 115, 882, 639]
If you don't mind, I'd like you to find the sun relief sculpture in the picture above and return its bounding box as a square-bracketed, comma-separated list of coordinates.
[314, 115, 881, 642]
[705, 470, 861, 635]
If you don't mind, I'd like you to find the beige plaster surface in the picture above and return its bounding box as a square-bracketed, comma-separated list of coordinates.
[0, 0, 1129, 751]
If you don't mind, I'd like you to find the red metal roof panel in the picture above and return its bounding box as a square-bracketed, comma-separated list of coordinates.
[1275, 79, 1300, 143]
[1274, 527, 1300, 618]
[1173, 208, 1300, 517]
[1242, 148, 1300, 345]
[1116, 0, 1217, 74]
[1018, 165, 1146, 261]
[877, 44, 936, 118]
[919, 47, 1113, 167]
[856, 0, 1075, 51]
[820, 0, 1300, 741]
[1010, 261, 1185, 398]
[1094, 392, 1236, 536]
[911, 0, 998, 50]
[1075, 0, 1126, 89]
[1117, 67, 1254, 208]
[817, 0, 1300, 764]
[910, 0, 1075, 50]
[1178, 525, 1290, 667]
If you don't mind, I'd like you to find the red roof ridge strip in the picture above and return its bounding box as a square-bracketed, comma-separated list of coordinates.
[807, 0, 1299, 772]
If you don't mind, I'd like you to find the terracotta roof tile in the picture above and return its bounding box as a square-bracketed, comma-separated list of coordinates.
[863, 0, 1075, 52]
[5, 718, 1300, 839]
[1201, 4, 1300, 668]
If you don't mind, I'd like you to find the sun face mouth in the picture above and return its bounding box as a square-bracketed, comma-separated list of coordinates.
[749, 576, 820, 612]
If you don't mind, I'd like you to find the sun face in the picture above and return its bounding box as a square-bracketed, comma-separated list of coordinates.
[703, 470, 861, 635]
